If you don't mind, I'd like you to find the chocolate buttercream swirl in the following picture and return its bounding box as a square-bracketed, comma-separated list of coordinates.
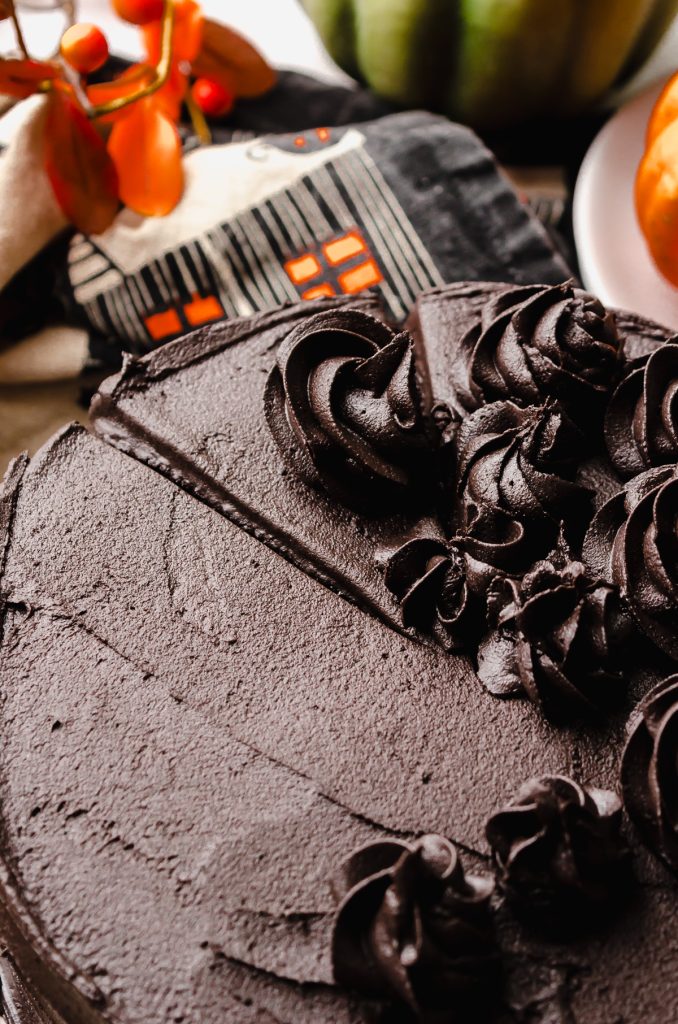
[383, 536, 471, 650]
[265, 309, 434, 511]
[457, 282, 620, 420]
[605, 340, 678, 477]
[455, 401, 591, 575]
[331, 835, 498, 1021]
[621, 675, 678, 874]
[583, 466, 678, 661]
[476, 559, 627, 719]
[486, 776, 630, 924]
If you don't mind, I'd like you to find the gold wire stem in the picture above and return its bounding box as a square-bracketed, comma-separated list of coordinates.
[184, 86, 211, 145]
[87, 0, 176, 119]
[8, 0, 30, 57]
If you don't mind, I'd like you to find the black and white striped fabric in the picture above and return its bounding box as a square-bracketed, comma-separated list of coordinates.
[69, 122, 443, 342]
[69, 110, 567, 367]
[0, 72, 569, 377]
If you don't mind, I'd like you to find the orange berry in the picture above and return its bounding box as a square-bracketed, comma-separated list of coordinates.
[60, 24, 109, 75]
[112, 0, 164, 26]
[191, 77, 233, 118]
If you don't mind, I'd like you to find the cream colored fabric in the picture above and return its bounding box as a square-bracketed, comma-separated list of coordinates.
[0, 96, 67, 292]
[0, 98, 77, 384]
[0, 325, 88, 383]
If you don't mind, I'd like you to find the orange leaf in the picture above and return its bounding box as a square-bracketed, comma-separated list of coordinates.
[0, 57, 58, 99]
[193, 19, 276, 99]
[107, 97, 183, 217]
[44, 91, 119, 235]
[153, 63, 189, 121]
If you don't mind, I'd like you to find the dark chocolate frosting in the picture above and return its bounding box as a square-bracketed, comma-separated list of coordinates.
[0, 954, 54, 1024]
[8, 291, 678, 1024]
[486, 776, 629, 922]
[476, 559, 626, 719]
[583, 466, 678, 661]
[604, 340, 678, 477]
[382, 535, 471, 650]
[331, 835, 498, 1020]
[265, 308, 433, 511]
[455, 401, 591, 575]
[621, 675, 678, 875]
[454, 282, 620, 420]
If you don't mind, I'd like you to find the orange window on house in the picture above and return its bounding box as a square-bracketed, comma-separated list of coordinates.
[338, 259, 383, 294]
[323, 231, 366, 266]
[302, 283, 336, 300]
[184, 293, 223, 327]
[285, 253, 322, 285]
[145, 308, 182, 341]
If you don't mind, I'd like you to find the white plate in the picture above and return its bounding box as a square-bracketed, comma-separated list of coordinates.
[574, 79, 678, 331]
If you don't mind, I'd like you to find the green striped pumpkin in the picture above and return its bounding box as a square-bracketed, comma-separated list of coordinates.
[301, 0, 678, 128]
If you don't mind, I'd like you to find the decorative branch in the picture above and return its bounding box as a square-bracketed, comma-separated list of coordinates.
[184, 84, 212, 145]
[87, 0, 176, 119]
[8, 0, 30, 57]
[0, 0, 277, 227]
[59, 54, 92, 110]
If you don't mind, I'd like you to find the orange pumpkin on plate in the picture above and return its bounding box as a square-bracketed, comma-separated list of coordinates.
[636, 72, 678, 288]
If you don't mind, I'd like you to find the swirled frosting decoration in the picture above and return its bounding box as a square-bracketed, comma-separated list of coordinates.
[455, 282, 620, 420]
[331, 835, 498, 1019]
[621, 675, 678, 874]
[383, 535, 471, 650]
[486, 776, 630, 924]
[476, 559, 626, 719]
[455, 401, 591, 575]
[583, 466, 678, 661]
[604, 341, 678, 477]
[265, 309, 434, 510]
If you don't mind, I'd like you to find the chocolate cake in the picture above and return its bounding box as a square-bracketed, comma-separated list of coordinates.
[1, 286, 677, 1024]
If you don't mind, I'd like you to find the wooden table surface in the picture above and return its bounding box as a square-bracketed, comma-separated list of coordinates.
[0, 381, 85, 477]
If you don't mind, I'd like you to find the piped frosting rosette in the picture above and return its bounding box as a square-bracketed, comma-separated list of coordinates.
[451, 282, 620, 423]
[265, 308, 435, 512]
